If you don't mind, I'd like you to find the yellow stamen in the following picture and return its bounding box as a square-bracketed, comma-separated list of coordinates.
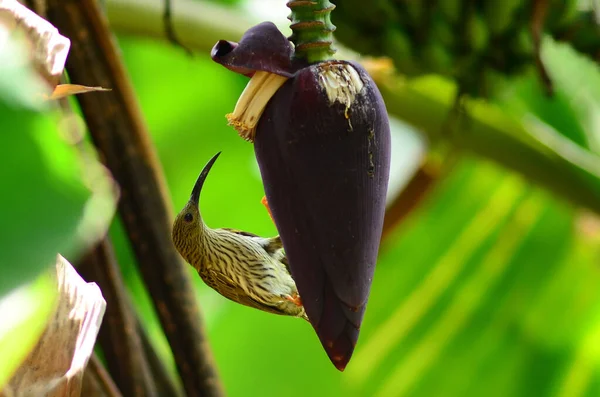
[226, 71, 289, 142]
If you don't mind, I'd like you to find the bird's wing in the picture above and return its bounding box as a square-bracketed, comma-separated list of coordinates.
[262, 235, 282, 252]
[262, 236, 291, 274]
[221, 228, 260, 238]
[205, 268, 286, 316]
[220, 229, 291, 275]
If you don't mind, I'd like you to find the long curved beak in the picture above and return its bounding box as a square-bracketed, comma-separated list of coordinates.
[190, 151, 221, 206]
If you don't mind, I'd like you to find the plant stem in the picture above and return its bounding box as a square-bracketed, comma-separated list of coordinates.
[78, 238, 177, 397]
[82, 354, 124, 397]
[38, 0, 225, 395]
[287, 0, 336, 63]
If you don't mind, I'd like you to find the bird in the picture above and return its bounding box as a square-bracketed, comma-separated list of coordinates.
[172, 152, 308, 320]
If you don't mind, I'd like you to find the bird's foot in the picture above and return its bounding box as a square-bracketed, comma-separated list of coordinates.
[261, 196, 275, 223]
[283, 293, 303, 307]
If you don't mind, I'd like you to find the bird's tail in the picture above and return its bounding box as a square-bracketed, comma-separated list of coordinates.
[299, 310, 309, 322]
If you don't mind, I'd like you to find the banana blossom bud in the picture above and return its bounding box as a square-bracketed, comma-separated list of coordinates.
[212, 22, 391, 371]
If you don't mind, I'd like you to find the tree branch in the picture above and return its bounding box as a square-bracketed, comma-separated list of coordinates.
[135, 314, 183, 397]
[82, 354, 124, 397]
[107, 0, 251, 50]
[78, 239, 169, 397]
[38, 0, 224, 395]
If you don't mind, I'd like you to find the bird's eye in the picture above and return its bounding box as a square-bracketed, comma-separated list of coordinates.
[184, 213, 193, 222]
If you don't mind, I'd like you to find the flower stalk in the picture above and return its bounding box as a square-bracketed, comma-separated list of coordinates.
[287, 0, 337, 63]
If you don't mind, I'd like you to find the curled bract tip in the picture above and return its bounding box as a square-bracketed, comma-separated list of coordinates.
[210, 21, 295, 78]
[211, 40, 237, 57]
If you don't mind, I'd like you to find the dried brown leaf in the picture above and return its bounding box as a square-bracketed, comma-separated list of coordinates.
[2, 255, 106, 397]
[47, 84, 111, 100]
[0, 0, 70, 87]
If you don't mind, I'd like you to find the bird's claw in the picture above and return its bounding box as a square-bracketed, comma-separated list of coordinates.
[284, 293, 303, 307]
[262, 196, 275, 223]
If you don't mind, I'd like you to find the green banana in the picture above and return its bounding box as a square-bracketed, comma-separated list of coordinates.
[403, 0, 424, 25]
[421, 40, 455, 76]
[468, 13, 490, 53]
[431, 14, 456, 50]
[384, 27, 419, 76]
[438, 0, 462, 25]
[513, 28, 535, 59]
[483, 0, 523, 36]
[554, 0, 580, 28]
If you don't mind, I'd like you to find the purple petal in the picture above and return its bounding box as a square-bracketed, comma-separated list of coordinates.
[211, 22, 295, 77]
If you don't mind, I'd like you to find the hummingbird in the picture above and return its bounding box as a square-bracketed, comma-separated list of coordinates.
[172, 152, 307, 320]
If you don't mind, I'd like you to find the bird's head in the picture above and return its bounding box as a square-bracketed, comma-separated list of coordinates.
[172, 151, 221, 263]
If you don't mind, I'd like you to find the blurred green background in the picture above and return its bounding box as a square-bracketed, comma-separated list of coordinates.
[110, 7, 600, 397]
[2, 0, 600, 396]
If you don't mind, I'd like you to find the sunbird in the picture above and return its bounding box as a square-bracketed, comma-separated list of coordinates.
[172, 152, 307, 320]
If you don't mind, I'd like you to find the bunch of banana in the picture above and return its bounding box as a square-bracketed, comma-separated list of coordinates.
[334, 0, 596, 98]
[551, 9, 600, 62]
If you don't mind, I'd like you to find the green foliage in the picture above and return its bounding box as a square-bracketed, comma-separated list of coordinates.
[352, 161, 600, 397]
[0, 46, 86, 297]
[375, 72, 600, 215]
[333, 0, 599, 98]
[497, 39, 600, 153]
[115, 27, 600, 396]
[3, 1, 599, 395]
[0, 107, 90, 292]
[0, 272, 57, 389]
[0, 32, 115, 388]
